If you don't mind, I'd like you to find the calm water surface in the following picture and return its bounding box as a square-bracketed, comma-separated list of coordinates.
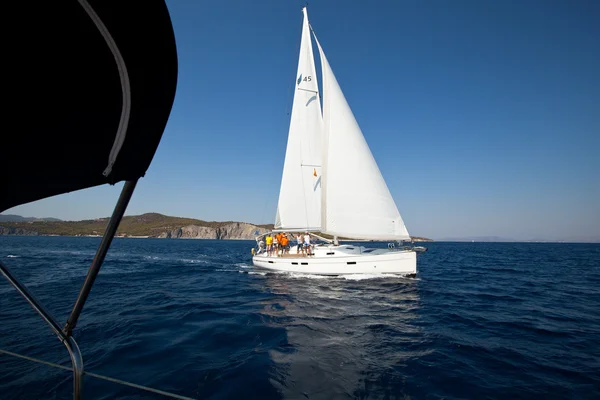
[1, 237, 599, 399]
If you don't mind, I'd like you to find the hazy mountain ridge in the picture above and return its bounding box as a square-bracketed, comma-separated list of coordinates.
[0, 214, 62, 223]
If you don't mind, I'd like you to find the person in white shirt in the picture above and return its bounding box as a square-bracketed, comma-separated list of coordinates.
[296, 233, 304, 255]
[303, 232, 311, 256]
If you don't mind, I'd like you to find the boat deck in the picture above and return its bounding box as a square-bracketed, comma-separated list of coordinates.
[256, 252, 310, 258]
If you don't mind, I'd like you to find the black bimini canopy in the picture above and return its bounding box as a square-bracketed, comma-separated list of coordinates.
[1, 0, 178, 213]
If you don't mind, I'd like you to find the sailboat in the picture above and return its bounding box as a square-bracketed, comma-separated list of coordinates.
[252, 7, 425, 276]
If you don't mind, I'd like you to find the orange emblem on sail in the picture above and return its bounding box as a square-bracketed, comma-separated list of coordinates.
[313, 168, 317, 177]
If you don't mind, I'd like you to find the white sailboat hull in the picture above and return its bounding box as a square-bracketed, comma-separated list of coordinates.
[252, 244, 416, 276]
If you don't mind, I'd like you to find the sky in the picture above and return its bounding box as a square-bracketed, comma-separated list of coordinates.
[4, 0, 599, 241]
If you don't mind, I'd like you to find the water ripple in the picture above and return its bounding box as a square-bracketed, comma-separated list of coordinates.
[0, 237, 599, 399]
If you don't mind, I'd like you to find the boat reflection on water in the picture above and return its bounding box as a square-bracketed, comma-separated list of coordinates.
[258, 272, 425, 398]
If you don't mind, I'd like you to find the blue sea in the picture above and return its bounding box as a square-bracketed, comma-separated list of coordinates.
[1, 236, 599, 399]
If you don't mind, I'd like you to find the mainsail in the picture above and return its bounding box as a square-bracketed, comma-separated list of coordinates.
[275, 7, 323, 231]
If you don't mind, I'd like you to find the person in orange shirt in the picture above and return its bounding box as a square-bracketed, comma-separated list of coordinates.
[280, 233, 289, 255]
[275, 232, 284, 255]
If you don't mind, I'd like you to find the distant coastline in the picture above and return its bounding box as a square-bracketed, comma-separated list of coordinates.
[0, 213, 433, 242]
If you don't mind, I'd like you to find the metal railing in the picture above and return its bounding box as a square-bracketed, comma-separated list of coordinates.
[0, 180, 190, 399]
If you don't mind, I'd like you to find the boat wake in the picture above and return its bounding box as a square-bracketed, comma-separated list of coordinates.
[340, 273, 419, 281]
[179, 258, 210, 264]
[246, 271, 268, 276]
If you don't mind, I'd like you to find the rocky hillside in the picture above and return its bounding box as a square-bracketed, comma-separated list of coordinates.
[0, 213, 271, 240]
[158, 222, 269, 240]
[0, 226, 39, 236]
[409, 237, 434, 242]
[0, 212, 432, 241]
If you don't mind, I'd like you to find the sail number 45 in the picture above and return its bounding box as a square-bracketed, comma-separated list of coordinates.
[303, 76, 312, 82]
